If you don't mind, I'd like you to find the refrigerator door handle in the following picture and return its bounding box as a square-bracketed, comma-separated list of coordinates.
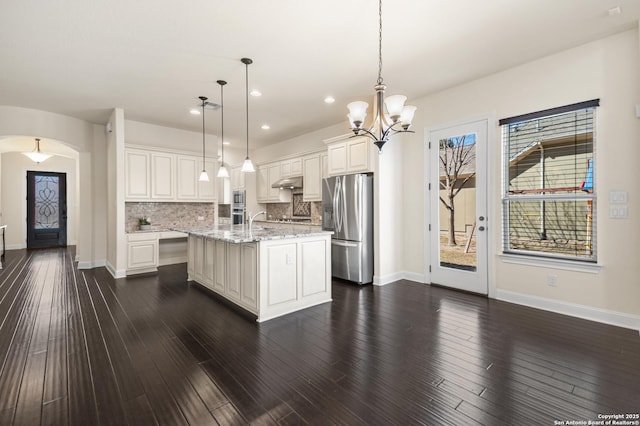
[332, 177, 339, 231]
[331, 240, 359, 247]
[335, 176, 343, 232]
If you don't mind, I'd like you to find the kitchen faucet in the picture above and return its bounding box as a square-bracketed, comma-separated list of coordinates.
[248, 211, 266, 233]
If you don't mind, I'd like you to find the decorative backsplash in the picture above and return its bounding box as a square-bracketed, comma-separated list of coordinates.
[266, 199, 322, 224]
[126, 202, 216, 232]
[292, 194, 311, 216]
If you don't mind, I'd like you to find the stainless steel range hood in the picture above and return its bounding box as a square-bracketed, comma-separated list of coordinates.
[271, 176, 303, 189]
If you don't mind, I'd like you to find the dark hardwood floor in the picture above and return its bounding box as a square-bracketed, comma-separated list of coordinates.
[0, 247, 638, 425]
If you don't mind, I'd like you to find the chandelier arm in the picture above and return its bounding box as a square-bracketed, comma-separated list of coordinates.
[351, 127, 379, 142]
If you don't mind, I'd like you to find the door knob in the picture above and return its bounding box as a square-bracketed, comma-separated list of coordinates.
[478, 226, 485, 231]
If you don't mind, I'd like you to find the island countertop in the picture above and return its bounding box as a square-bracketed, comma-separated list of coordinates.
[172, 224, 332, 244]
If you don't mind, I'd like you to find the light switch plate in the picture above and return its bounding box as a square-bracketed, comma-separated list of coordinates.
[609, 206, 628, 219]
[609, 191, 628, 204]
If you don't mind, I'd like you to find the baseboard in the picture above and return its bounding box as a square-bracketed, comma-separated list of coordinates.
[373, 271, 405, 286]
[401, 271, 427, 284]
[105, 261, 126, 279]
[496, 289, 640, 332]
[7, 243, 25, 250]
[77, 259, 107, 270]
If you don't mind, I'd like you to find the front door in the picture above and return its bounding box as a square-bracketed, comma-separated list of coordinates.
[26, 171, 67, 249]
[428, 119, 488, 294]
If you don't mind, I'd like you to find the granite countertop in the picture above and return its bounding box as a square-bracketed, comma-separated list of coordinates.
[254, 219, 322, 227]
[172, 224, 332, 243]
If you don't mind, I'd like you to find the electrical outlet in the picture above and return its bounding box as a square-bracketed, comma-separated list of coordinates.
[547, 274, 558, 287]
[286, 253, 294, 265]
[198, 216, 204, 221]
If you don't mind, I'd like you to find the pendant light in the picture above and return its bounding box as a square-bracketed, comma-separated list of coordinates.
[240, 57, 255, 173]
[346, 0, 416, 152]
[216, 80, 230, 178]
[198, 96, 210, 182]
[23, 138, 52, 163]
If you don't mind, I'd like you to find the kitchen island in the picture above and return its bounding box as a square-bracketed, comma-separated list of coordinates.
[174, 225, 332, 322]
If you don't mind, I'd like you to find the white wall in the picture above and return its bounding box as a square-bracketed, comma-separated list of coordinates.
[401, 29, 640, 322]
[0, 106, 107, 265]
[1, 152, 77, 248]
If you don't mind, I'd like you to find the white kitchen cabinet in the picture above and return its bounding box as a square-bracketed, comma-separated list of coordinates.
[257, 162, 291, 203]
[281, 157, 302, 177]
[327, 137, 372, 176]
[176, 155, 199, 200]
[302, 153, 322, 201]
[231, 166, 245, 191]
[203, 237, 215, 289]
[240, 243, 258, 310]
[197, 159, 217, 201]
[267, 163, 282, 200]
[226, 243, 242, 303]
[321, 152, 328, 179]
[150, 153, 175, 199]
[127, 233, 158, 274]
[126, 146, 216, 202]
[214, 240, 226, 292]
[193, 235, 204, 282]
[256, 166, 270, 202]
[125, 150, 150, 200]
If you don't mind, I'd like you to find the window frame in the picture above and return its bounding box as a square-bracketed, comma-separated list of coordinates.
[500, 100, 599, 263]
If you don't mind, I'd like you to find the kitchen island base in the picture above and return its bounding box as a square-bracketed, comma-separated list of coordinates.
[186, 231, 331, 322]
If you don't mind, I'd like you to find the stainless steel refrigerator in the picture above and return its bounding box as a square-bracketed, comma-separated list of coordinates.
[322, 173, 373, 284]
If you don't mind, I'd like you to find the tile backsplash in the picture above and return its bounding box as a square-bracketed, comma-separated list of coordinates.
[126, 202, 215, 232]
[266, 199, 322, 224]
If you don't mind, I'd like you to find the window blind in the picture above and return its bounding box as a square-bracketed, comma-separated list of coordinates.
[501, 100, 598, 261]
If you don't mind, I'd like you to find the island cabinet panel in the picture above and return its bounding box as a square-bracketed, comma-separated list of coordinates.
[226, 243, 242, 303]
[265, 244, 298, 306]
[187, 235, 196, 278]
[240, 244, 258, 310]
[300, 240, 328, 297]
[214, 240, 226, 292]
[193, 236, 204, 282]
[203, 238, 215, 288]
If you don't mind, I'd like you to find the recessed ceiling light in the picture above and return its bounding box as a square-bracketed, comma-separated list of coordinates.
[190, 108, 201, 115]
[324, 96, 336, 104]
[261, 124, 270, 130]
[250, 89, 262, 97]
[608, 6, 621, 16]
[223, 141, 231, 145]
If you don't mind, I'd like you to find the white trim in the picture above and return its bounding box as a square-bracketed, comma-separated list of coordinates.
[77, 259, 106, 270]
[373, 271, 405, 286]
[105, 261, 126, 279]
[7, 243, 25, 250]
[499, 253, 601, 273]
[496, 289, 640, 332]
[402, 271, 427, 283]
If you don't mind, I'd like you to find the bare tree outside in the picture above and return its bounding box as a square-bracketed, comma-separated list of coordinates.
[439, 134, 476, 246]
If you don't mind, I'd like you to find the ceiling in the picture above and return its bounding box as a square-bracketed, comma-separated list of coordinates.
[1, 0, 638, 150]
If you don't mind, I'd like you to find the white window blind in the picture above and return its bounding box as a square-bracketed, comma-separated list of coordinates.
[500, 100, 598, 262]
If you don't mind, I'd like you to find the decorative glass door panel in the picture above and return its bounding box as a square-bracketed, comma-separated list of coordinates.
[27, 171, 67, 249]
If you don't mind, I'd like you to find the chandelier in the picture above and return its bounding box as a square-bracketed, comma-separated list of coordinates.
[346, 0, 417, 152]
[23, 138, 52, 163]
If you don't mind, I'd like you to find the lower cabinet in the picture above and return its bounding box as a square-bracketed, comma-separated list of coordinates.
[127, 233, 158, 274]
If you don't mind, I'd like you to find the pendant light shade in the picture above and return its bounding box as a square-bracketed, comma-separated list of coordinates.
[216, 80, 230, 178]
[240, 57, 255, 173]
[23, 138, 52, 163]
[198, 96, 210, 182]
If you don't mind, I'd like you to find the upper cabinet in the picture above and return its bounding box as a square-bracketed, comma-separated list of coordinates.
[125, 149, 150, 199]
[256, 162, 291, 203]
[302, 154, 322, 201]
[326, 136, 373, 176]
[230, 166, 245, 191]
[280, 157, 302, 177]
[125, 146, 216, 202]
